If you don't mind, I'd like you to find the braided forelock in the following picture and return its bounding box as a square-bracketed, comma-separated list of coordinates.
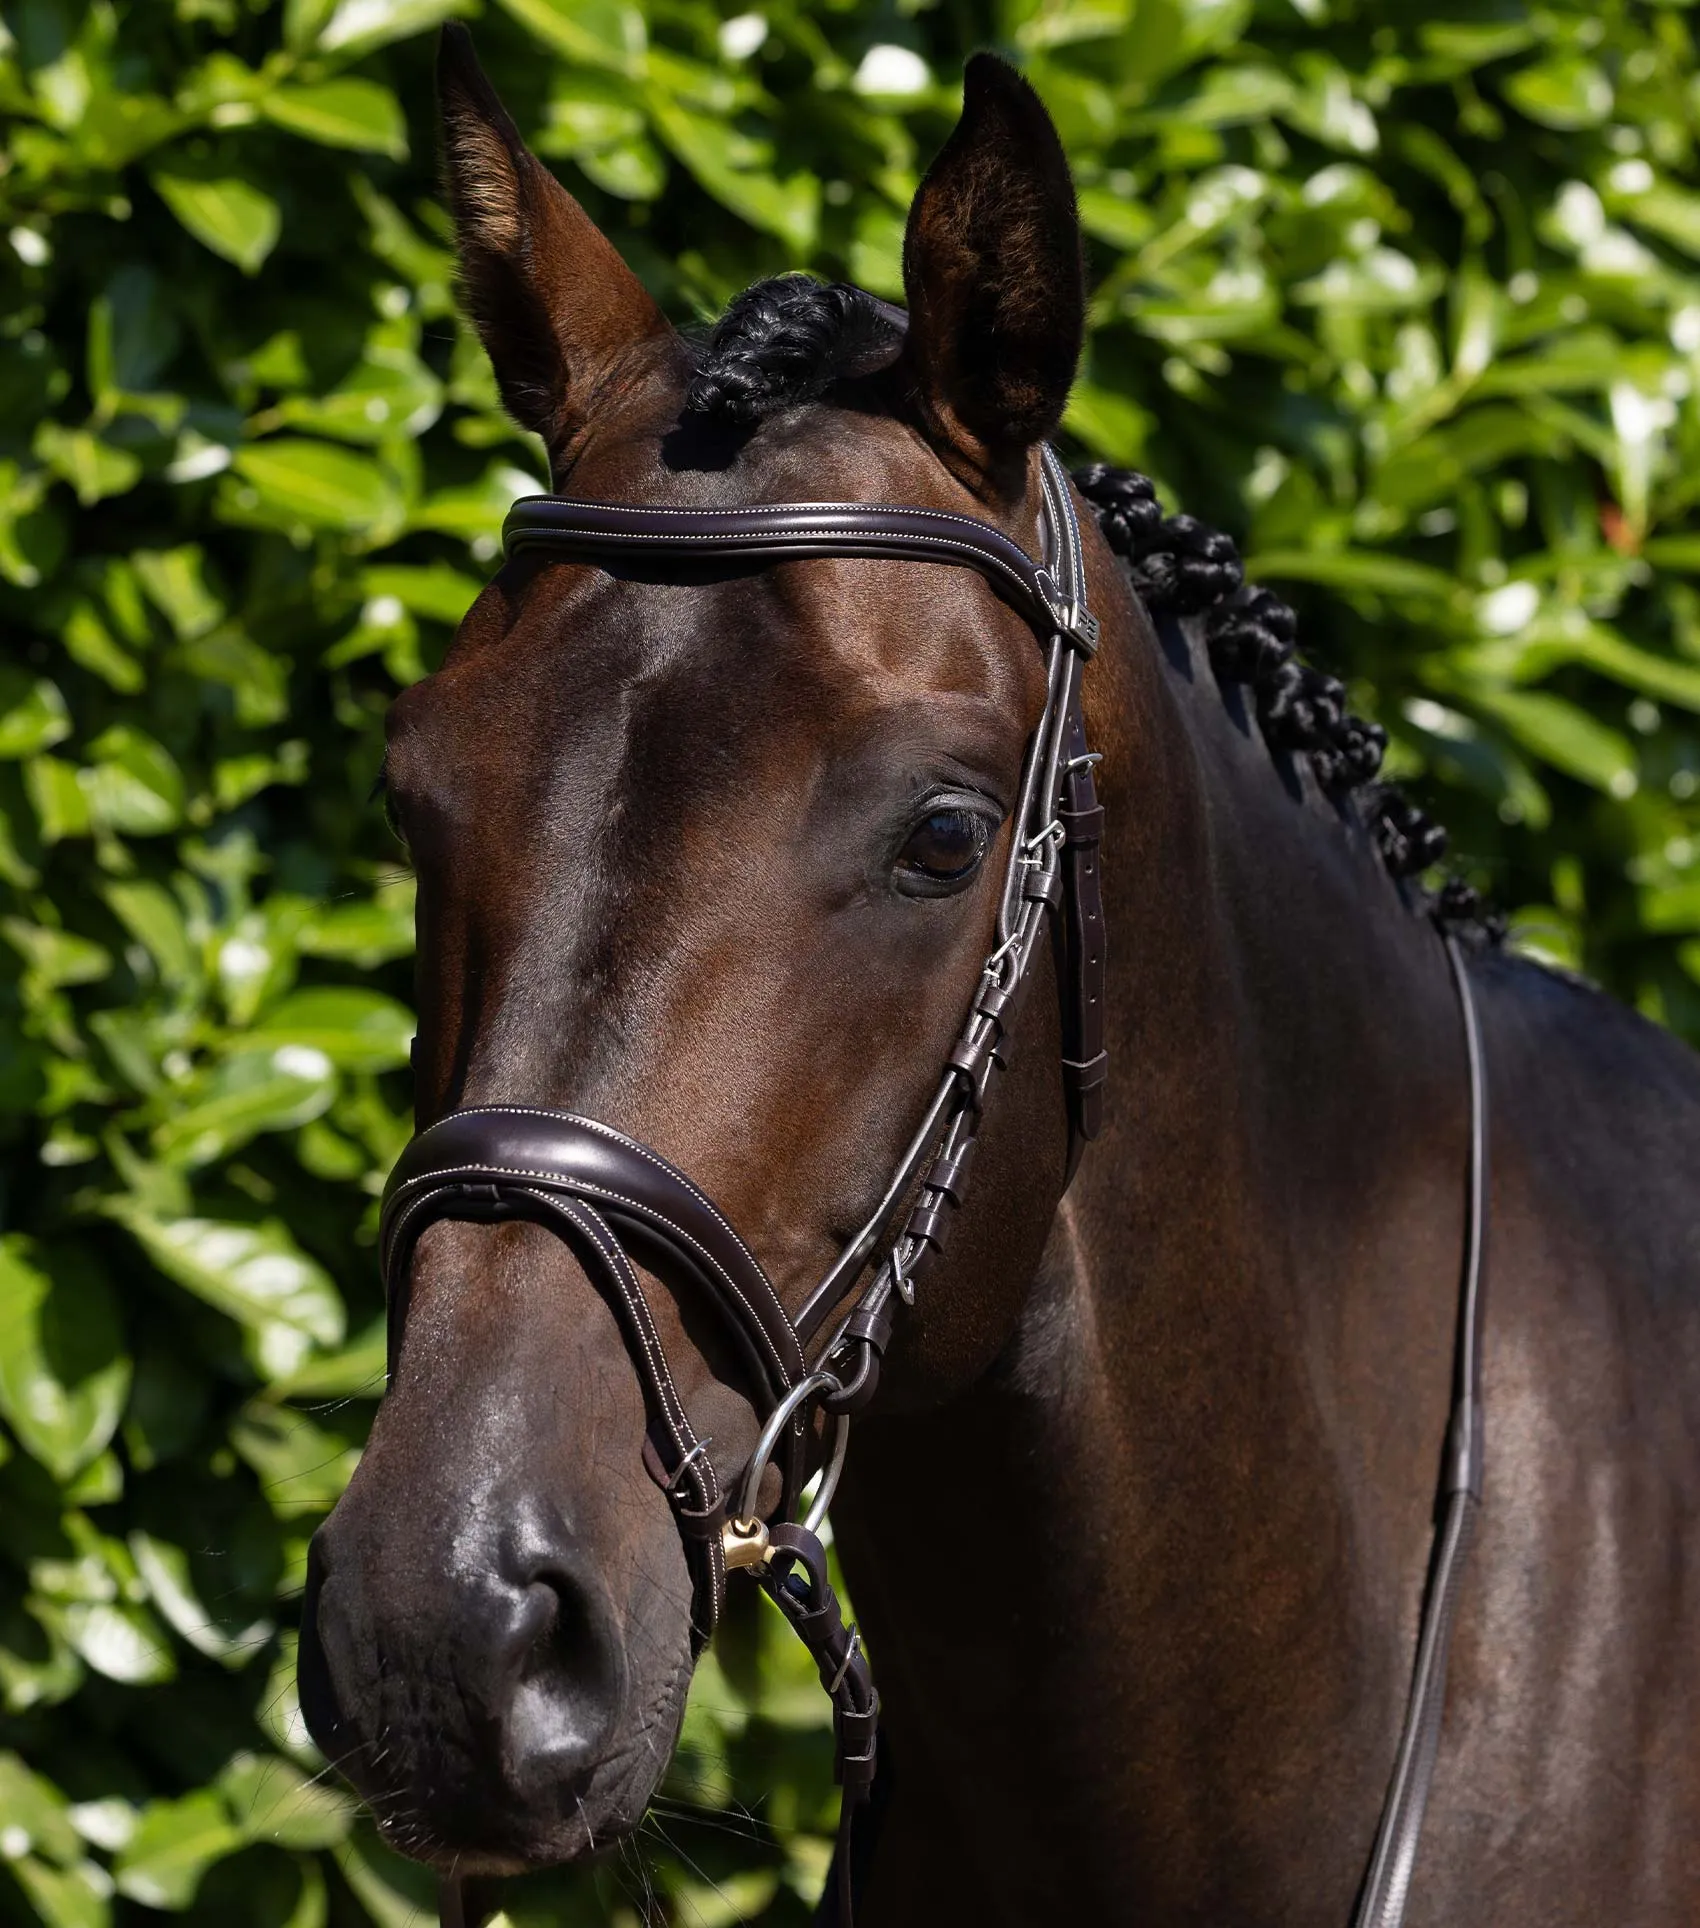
[684, 275, 902, 425]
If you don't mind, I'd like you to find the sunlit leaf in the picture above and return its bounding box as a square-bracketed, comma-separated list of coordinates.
[218, 1751, 355, 1847]
[113, 1791, 241, 1910]
[0, 1237, 131, 1483]
[109, 1208, 346, 1354]
[0, 671, 70, 759]
[496, 0, 647, 74]
[241, 987, 413, 1070]
[149, 167, 281, 274]
[224, 439, 402, 535]
[1467, 689, 1638, 796]
[228, 1403, 363, 1517]
[261, 78, 409, 158]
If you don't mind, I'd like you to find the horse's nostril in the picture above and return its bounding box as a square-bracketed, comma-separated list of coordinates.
[496, 1568, 619, 1775]
[482, 1526, 625, 1786]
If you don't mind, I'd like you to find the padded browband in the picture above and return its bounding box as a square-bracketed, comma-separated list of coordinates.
[502, 495, 1101, 654]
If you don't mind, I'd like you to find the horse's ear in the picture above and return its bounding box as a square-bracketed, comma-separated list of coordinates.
[437, 24, 675, 466]
[899, 54, 1085, 492]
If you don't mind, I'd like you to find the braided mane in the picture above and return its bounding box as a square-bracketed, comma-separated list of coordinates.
[686, 276, 1500, 943]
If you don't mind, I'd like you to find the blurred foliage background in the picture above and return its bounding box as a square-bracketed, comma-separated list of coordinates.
[3, 0, 1700, 1921]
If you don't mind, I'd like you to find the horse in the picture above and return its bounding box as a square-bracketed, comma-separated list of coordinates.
[296, 25, 1700, 1926]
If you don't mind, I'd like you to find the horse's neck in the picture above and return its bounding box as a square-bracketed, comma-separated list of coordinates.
[841, 602, 1476, 1918]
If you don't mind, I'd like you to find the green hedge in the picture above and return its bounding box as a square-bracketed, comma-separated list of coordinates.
[3, 0, 1700, 1922]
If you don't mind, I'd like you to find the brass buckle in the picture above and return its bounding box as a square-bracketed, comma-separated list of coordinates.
[721, 1515, 772, 1572]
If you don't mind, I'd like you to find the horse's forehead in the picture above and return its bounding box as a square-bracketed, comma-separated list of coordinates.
[390, 404, 1046, 824]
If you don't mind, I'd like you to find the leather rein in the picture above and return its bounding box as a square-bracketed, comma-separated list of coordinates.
[378, 447, 1487, 1928]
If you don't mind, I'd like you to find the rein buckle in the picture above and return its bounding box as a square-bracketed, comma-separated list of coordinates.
[722, 1515, 772, 1572]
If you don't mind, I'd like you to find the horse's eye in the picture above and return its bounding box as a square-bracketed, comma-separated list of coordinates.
[897, 806, 992, 886]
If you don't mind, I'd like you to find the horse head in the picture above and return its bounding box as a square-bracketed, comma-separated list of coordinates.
[295, 26, 1120, 1876]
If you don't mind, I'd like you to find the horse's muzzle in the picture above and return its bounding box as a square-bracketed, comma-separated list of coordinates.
[298, 1486, 631, 1866]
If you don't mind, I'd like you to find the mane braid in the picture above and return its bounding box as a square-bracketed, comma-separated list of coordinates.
[1071, 464, 1503, 945]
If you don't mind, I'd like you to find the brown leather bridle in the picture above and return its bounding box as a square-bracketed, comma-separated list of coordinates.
[382, 446, 1106, 1925]
[378, 448, 1487, 1928]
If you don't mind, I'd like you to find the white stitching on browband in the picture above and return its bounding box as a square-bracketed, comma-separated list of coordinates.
[507, 495, 1037, 544]
[504, 520, 1040, 598]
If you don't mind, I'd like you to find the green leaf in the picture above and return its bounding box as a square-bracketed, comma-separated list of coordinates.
[296, 889, 414, 967]
[218, 1751, 355, 1848]
[150, 1047, 335, 1168]
[0, 670, 70, 759]
[7, 1855, 112, 1928]
[33, 423, 141, 507]
[81, 726, 184, 836]
[228, 1404, 363, 1517]
[411, 461, 542, 545]
[0, 1238, 131, 1484]
[316, 0, 472, 57]
[1501, 59, 1613, 131]
[360, 560, 480, 625]
[149, 167, 281, 274]
[0, 1601, 84, 1714]
[40, 1599, 175, 1687]
[1643, 881, 1700, 933]
[113, 1791, 242, 1910]
[1248, 549, 1463, 603]
[335, 1827, 439, 1928]
[0, 1749, 82, 1865]
[496, 0, 648, 74]
[224, 438, 401, 535]
[261, 78, 408, 158]
[2, 919, 112, 988]
[61, 601, 143, 693]
[269, 347, 443, 445]
[132, 546, 223, 639]
[267, 1314, 387, 1399]
[1466, 689, 1638, 796]
[109, 1209, 346, 1367]
[242, 986, 413, 1070]
[102, 880, 197, 985]
[128, 1533, 273, 1668]
[23, 757, 92, 844]
[647, 98, 819, 251]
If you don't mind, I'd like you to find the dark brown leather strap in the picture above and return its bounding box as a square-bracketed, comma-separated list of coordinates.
[765, 1521, 879, 1928]
[502, 494, 1101, 656]
[1058, 692, 1107, 1168]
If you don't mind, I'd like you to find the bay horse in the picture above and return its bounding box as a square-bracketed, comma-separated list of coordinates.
[298, 26, 1700, 1926]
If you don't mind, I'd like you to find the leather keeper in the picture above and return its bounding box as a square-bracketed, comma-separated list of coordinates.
[946, 1031, 996, 1105]
[672, 1500, 726, 1543]
[973, 977, 1013, 1024]
[844, 1301, 894, 1353]
[1022, 861, 1064, 907]
[903, 1197, 954, 1251]
[1060, 801, 1105, 846]
[922, 1135, 976, 1204]
[1062, 1049, 1110, 1095]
